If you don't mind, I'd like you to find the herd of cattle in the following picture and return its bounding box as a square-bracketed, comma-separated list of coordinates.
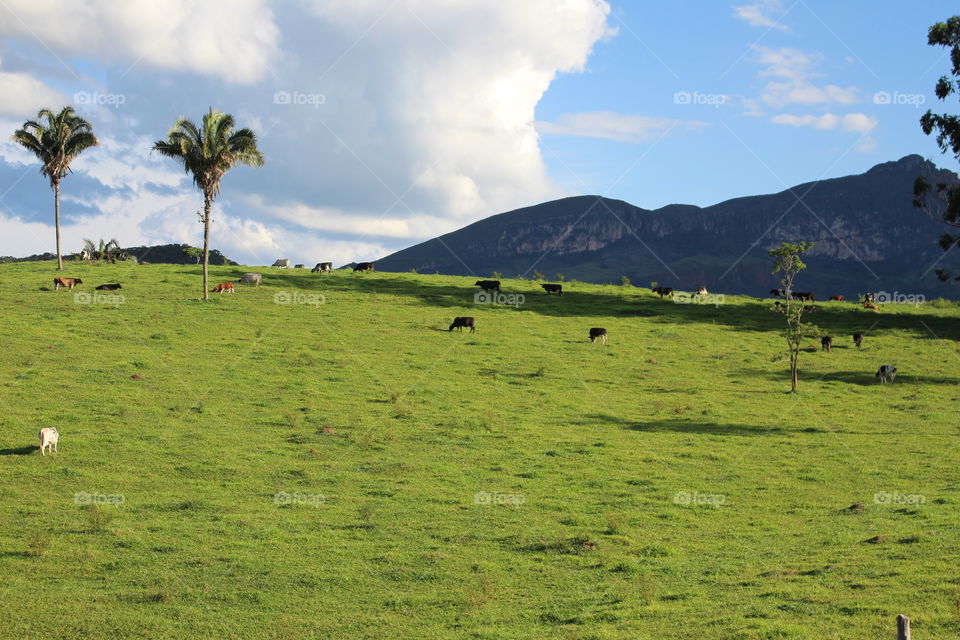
[48, 270, 900, 415]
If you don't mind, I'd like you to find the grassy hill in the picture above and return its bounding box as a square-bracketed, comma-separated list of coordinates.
[1, 261, 958, 640]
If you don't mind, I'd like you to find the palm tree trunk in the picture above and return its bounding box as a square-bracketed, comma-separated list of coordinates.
[54, 181, 63, 271]
[202, 197, 211, 300]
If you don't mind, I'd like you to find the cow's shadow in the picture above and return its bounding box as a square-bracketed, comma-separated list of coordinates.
[0, 445, 36, 456]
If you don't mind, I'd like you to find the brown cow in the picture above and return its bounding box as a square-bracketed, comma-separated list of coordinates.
[829, 295, 845, 301]
[449, 317, 475, 333]
[53, 277, 82, 290]
[213, 282, 235, 293]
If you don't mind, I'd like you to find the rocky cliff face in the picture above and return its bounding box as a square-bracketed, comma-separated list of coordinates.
[376, 155, 959, 298]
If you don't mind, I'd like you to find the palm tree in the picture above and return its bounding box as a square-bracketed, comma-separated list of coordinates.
[12, 107, 98, 270]
[82, 238, 123, 262]
[152, 109, 264, 299]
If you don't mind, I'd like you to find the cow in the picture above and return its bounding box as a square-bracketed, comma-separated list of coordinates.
[213, 282, 235, 293]
[541, 283, 562, 295]
[589, 328, 607, 344]
[79, 250, 91, 260]
[272, 259, 291, 268]
[694, 286, 708, 298]
[876, 365, 897, 384]
[861, 293, 876, 304]
[312, 262, 333, 273]
[95, 283, 121, 291]
[354, 262, 375, 272]
[793, 291, 815, 301]
[652, 287, 673, 299]
[829, 295, 845, 301]
[852, 332, 864, 349]
[475, 280, 500, 292]
[238, 273, 262, 286]
[294, 264, 304, 269]
[863, 302, 880, 311]
[770, 288, 786, 298]
[449, 317, 475, 333]
[53, 277, 82, 290]
[39, 427, 58, 455]
[821, 336, 833, 352]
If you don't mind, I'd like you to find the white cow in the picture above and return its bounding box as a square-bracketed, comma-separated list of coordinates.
[272, 258, 291, 268]
[39, 428, 59, 455]
[238, 273, 262, 286]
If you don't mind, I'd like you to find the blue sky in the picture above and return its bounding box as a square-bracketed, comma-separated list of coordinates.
[0, 0, 956, 266]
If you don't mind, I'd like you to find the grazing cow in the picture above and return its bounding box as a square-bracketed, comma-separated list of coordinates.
[821, 336, 833, 352]
[770, 288, 786, 298]
[39, 427, 58, 455]
[79, 250, 91, 260]
[876, 365, 897, 384]
[312, 262, 333, 273]
[475, 280, 501, 292]
[652, 287, 673, 299]
[354, 262, 375, 272]
[589, 327, 607, 344]
[861, 293, 876, 304]
[541, 283, 563, 295]
[238, 273, 262, 286]
[294, 264, 304, 269]
[829, 295, 845, 301]
[53, 277, 82, 290]
[449, 316, 475, 333]
[95, 283, 121, 291]
[863, 302, 880, 311]
[695, 286, 708, 298]
[852, 332, 864, 349]
[794, 291, 815, 301]
[272, 258, 291, 268]
[213, 282, 235, 293]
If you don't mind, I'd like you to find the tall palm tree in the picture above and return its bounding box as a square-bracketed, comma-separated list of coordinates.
[153, 108, 264, 299]
[12, 107, 98, 270]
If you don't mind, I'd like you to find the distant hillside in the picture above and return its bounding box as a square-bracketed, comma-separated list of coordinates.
[376, 155, 959, 299]
[0, 244, 237, 266]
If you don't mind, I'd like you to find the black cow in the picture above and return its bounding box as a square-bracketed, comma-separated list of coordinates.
[793, 291, 815, 301]
[475, 280, 501, 292]
[541, 283, 562, 295]
[821, 336, 832, 352]
[95, 283, 122, 291]
[449, 317, 475, 333]
[312, 262, 333, 273]
[589, 328, 607, 344]
[652, 287, 673, 299]
[770, 288, 786, 298]
[876, 365, 897, 384]
[852, 332, 864, 349]
[353, 262, 375, 272]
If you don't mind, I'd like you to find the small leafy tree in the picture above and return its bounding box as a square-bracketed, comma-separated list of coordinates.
[914, 15, 960, 282]
[768, 241, 816, 392]
[620, 275, 631, 287]
[555, 273, 565, 282]
[532, 270, 545, 281]
[183, 246, 202, 264]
